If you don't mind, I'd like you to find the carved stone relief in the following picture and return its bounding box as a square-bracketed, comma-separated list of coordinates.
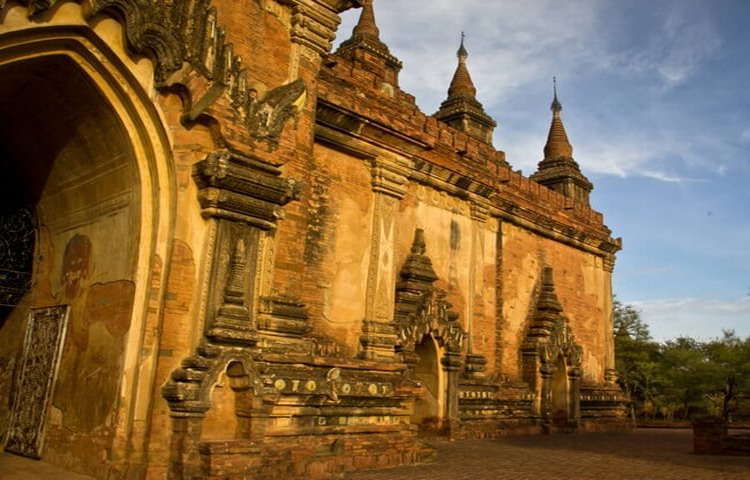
[0, 0, 311, 151]
[5, 305, 70, 459]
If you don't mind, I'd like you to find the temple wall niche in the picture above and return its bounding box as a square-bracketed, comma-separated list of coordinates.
[500, 222, 608, 383]
[293, 144, 373, 351]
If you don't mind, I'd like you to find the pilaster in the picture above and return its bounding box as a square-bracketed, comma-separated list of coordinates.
[358, 157, 409, 361]
[464, 202, 489, 378]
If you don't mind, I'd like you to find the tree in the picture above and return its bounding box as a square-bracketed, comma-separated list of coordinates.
[658, 337, 711, 420]
[613, 299, 660, 421]
[702, 330, 750, 421]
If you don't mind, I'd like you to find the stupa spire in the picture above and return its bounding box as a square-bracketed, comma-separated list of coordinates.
[435, 32, 496, 144]
[335, 0, 402, 86]
[351, 0, 380, 41]
[447, 32, 477, 98]
[544, 77, 573, 159]
[531, 77, 593, 205]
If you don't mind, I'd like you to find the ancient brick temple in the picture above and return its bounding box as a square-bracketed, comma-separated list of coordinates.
[0, 0, 629, 478]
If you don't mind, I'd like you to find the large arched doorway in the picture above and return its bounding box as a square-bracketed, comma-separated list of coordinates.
[0, 54, 141, 474]
[411, 335, 443, 431]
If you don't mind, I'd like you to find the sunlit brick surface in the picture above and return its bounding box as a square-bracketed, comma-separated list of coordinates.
[348, 429, 750, 480]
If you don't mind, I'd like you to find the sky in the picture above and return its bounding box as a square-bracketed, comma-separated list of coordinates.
[335, 0, 750, 341]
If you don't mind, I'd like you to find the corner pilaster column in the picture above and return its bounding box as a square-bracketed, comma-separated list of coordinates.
[193, 150, 300, 346]
[442, 351, 463, 426]
[358, 157, 409, 361]
[465, 202, 489, 377]
[603, 253, 617, 383]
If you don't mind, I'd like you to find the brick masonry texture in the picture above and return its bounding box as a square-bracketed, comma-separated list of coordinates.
[348, 429, 750, 480]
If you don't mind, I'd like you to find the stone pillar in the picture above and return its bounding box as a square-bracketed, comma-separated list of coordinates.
[540, 365, 553, 425]
[168, 416, 205, 480]
[359, 157, 409, 361]
[569, 367, 582, 426]
[442, 351, 463, 433]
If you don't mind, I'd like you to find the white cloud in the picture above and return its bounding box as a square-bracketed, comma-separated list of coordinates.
[629, 296, 750, 341]
[612, 3, 721, 88]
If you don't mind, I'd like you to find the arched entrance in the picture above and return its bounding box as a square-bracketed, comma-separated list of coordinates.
[0, 53, 141, 469]
[412, 334, 443, 429]
[201, 361, 254, 442]
[0, 20, 175, 475]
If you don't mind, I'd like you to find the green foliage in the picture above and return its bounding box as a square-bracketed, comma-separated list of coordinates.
[613, 299, 750, 422]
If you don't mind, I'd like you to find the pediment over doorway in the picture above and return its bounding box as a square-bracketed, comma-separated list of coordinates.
[394, 228, 466, 354]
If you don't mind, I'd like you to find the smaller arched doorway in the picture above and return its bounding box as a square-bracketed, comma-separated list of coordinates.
[411, 335, 443, 430]
[201, 361, 254, 442]
[550, 355, 570, 426]
[521, 267, 583, 431]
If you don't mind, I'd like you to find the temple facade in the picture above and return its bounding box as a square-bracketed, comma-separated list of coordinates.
[0, 1, 628, 479]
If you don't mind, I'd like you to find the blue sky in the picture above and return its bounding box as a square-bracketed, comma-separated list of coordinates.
[335, 0, 750, 341]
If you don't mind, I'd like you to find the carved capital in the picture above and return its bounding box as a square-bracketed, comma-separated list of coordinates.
[371, 157, 409, 199]
[257, 295, 311, 337]
[464, 353, 488, 377]
[603, 254, 616, 273]
[470, 202, 490, 223]
[193, 150, 300, 230]
[359, 320, 398, 362]
[280, 0, 346, 54]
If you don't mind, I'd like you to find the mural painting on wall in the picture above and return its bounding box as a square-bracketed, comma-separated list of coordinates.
[61, 234, 91, 300]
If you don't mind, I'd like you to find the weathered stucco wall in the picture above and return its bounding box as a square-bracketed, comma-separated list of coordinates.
[500, 221, 610, 383]
[291, 143, 374, 352]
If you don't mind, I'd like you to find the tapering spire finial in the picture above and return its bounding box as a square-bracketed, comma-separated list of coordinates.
[551, 76, 562, 114]
[458, 31, 468, 61]
[352, 0, 380, 41]
[447, 32, 476, 98]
